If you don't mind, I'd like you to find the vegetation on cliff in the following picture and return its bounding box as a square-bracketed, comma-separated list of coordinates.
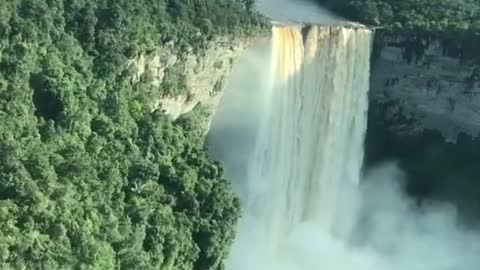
[0, 0, 265, 269]
[317, 0, 480, 34]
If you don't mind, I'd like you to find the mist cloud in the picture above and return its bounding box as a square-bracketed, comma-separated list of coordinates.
[223, 163, 480, 270]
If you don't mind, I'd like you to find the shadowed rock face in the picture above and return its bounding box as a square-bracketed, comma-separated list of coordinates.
[366, 31, 480, 214]
[370, 31, 480, 142]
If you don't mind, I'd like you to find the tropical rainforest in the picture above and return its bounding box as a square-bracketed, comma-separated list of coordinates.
[2, 0, 480, 269]
[0, 0, 265, 269]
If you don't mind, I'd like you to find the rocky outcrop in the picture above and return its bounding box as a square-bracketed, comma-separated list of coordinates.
[370, 32, 480, 142]
[130, 36, 255, 120]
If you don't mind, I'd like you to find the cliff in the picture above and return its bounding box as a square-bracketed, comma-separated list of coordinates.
[366, 31, 480, 211]
[178, 27, 480, 143]
[370, 31, 480, 142]
[130, 37, 253, 121]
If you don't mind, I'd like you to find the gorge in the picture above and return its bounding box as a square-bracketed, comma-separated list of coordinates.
[207, 1, 480, 269]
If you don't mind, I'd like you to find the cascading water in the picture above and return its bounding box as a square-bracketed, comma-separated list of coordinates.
[210, 24, 373, 270]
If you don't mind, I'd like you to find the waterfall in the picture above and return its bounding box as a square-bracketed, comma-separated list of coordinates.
[209, 24, 373, 270]
[246, 24, 371, 255]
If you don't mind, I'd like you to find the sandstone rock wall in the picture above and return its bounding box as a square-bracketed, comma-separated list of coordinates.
[129, 36, 254, 120]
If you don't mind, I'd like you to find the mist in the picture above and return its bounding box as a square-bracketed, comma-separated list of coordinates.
[206, 38, 273, 200]
[227, 162, 480, 270]
[353, 163, 480, 269]
[207, 1, 480, 269]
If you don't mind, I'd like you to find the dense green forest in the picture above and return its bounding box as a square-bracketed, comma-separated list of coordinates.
[0, 0, 265, 269]
[317, 0, 480, 34]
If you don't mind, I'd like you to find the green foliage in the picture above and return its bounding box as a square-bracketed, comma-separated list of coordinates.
[162, 61, 188, 96]
[0, 0, 261, 268]
[317, 0, 480, 34]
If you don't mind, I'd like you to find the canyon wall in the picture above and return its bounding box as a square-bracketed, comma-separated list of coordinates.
[129, 36, 257, 120]
[370, 31, 480, 142]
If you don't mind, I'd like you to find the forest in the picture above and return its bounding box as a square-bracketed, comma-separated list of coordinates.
[317, 0, 480, 34]
[0, 0, 265, 269]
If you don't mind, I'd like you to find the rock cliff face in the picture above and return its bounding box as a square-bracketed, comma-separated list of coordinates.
[130, 36, 254, 120]
[366, 32, 480, 212]
[370, 32, 480, 142]
[131, 29, 480, 143]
